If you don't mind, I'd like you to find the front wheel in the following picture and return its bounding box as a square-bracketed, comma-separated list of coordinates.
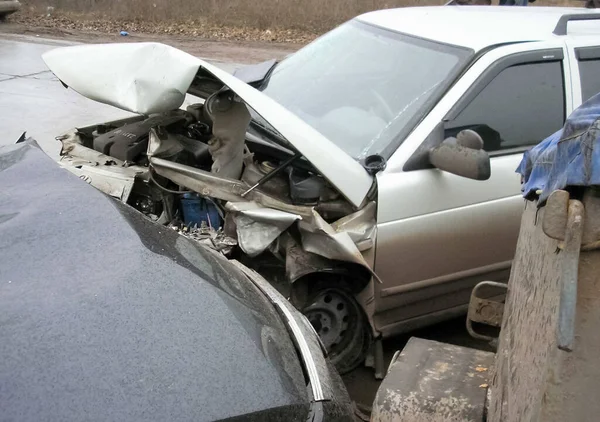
[301, 287, 371, 374]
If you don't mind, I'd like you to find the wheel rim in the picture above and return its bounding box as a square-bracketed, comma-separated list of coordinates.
[303, 289, 355, 353]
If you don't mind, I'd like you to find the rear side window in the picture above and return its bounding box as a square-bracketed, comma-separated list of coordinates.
[578, 59, 600, 102]
[445, 61, 565, 152]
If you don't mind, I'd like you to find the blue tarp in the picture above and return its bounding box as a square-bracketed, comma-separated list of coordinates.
[517, 92, 600, 203]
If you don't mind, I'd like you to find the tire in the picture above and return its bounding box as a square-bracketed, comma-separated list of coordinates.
[301, 286, 371, 374]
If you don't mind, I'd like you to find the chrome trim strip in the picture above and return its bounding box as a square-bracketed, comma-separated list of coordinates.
[273, 299, 325, 401]
[230, 260, 330, 401]
[380, 260, 512, 297]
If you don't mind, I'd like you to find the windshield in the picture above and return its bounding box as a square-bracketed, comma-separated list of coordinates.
[260, 20, 472, 160]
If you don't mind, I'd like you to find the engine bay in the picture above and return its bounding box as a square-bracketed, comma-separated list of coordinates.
[57, 92, 375, 295]
[83, 100, 343, 195]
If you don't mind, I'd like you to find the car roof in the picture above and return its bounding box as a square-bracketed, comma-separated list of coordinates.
[357, 6, 600, 51]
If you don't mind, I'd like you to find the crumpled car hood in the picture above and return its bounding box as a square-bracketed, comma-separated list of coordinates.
[42, 42, 373, 208]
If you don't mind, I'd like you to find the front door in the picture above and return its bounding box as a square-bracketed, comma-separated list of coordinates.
[373, 45, 570, 337]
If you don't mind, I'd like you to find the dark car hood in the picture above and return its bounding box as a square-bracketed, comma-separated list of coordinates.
[0, 141, 308, 421]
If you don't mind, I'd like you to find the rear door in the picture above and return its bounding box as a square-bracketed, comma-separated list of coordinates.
[372, 42, 571, 336]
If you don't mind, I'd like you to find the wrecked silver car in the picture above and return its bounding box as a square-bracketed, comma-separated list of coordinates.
[43, 6, 548, 374]
[43, 42, 378, 373]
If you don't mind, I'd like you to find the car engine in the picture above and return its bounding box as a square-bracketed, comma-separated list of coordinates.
[58, 92, 360, 269]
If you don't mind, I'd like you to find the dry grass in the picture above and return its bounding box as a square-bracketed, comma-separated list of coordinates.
[21, 0, 435, 32]
[19, 0, 583, 33]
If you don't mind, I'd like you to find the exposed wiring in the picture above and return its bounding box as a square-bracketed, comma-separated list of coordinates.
[149, 168, 225, 219]
[205, 197, 226, 219]
[149, 169, 191, 195]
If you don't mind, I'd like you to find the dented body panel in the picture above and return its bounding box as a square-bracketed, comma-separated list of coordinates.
[42, 42, 373, 208]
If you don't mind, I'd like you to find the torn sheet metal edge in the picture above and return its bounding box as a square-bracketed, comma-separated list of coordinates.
[225, 201, 302, 223]
[58, 131, 147, 202]
[284, 236, 342, 283]
[299, 209, 382, 283]
[42, 42, 373, 207]
[64, 147, 379, 278]
[60, 162, 136, 202]
[150, 157, 316, 218]
[59, 129, 121, 165]
[230, 260, 334, 402]
[283, 235, 372, 292]
[226, 202, 301, 257]
[331, 201, 377, 251]
[232, 214, 292, 257]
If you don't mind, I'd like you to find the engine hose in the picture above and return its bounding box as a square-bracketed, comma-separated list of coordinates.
[149, 168, 225, 219]
[149, 169, 191, 195]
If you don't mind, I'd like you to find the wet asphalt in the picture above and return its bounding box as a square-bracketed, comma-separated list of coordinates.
[0, 34, 489, 410]
[1, 37, 125, 155]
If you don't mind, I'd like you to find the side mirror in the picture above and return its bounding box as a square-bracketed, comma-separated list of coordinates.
[428, 129, 491, 180]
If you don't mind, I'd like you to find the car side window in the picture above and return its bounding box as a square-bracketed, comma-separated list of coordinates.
[578, 58, 600, 103]
[445, 61, 565, 152]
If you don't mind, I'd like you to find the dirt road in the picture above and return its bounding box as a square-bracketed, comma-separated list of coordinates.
[0, 21, 301, 64]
